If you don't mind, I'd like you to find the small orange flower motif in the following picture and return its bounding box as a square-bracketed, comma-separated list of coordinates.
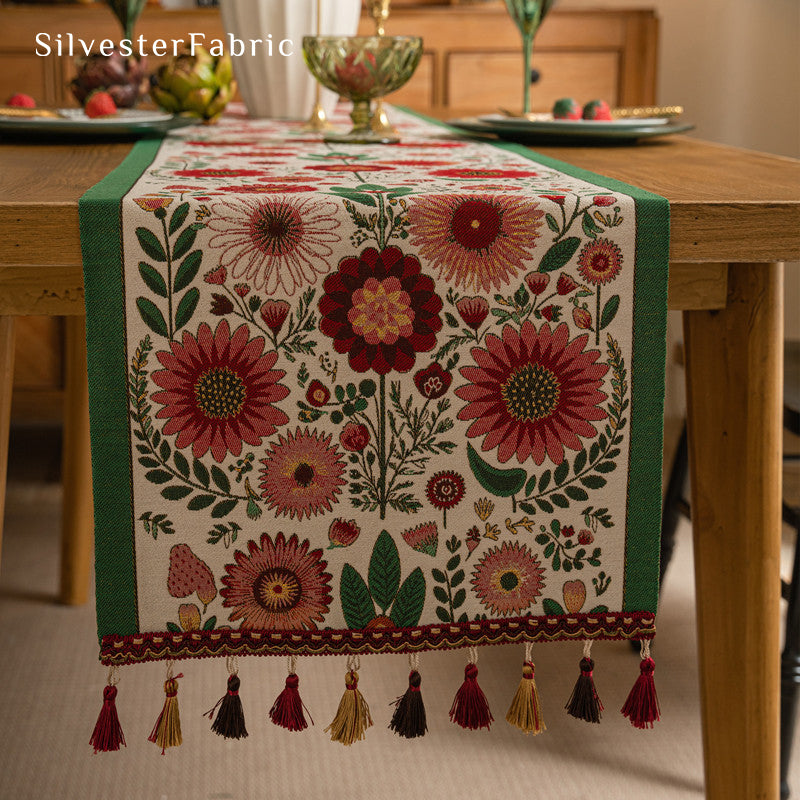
[134, 196, 174, 213]
[562, 580, 587, 614]
[178, 603, 201, 631]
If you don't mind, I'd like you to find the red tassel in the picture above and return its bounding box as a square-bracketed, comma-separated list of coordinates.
[566, 656, 604, 723]
[90, 684, 126, 753]
[450, 661, 493, 731]
[270, 673, 313, 732]
[621, 655, 660, 729]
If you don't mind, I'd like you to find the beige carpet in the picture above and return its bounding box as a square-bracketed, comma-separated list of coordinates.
[0, 466, 795, 799]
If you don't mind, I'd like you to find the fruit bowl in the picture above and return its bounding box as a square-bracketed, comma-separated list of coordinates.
[302, 35, 422, 144]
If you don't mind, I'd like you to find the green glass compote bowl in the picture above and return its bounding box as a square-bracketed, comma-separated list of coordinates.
[302, 35, 423, 144]
[504, 0, 556, 115]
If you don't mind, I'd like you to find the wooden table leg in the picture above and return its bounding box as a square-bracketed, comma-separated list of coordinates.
[59, 315, 93, 605]
[0, 316, 15, 574]
[684, 262, 783, 800]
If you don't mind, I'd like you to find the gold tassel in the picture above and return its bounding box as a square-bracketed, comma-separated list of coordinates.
[148, 662, 183, 754]
[506, 644, 545, 735]
[325, 656, 373, 745]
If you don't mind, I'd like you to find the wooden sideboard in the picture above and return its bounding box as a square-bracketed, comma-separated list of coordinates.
[0, 1, 658, 422]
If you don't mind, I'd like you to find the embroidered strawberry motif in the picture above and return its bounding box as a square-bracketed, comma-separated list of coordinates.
[168, 544, 217, 610]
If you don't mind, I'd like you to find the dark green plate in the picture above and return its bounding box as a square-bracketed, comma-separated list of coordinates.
[0, 109, 199, 139]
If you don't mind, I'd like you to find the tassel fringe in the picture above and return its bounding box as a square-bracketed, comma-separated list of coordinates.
[270, 672, 312, 732]
[621, 642, 660, 729]
[389, 657, 427, 739]
[450, 649, 493, 731]
[566, 647, 604, 724]
[506, 660, 545, 735]
[148, 665, 183, 754]
[325, 659, 373, 745]
[205, 670, 248, 740]
[90, 671, 126, 754]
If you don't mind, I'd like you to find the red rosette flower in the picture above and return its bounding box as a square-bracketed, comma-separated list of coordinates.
[593, 195, 617, 207]
[556, 273, 579, 295]
[426, 470, 466, 528]
[339, 422, 370, 452]
[306, 379, 331, 408]
[328, 518, 361, 549]
[525, 272, 550, 295]
[455, 321, 608, 465]
[210, 293, 234, 315]
[577, 238, 623, 286]
[414, 362, 452, 400]
[151, 320, 290, 463]
[318, 246, 443, 375]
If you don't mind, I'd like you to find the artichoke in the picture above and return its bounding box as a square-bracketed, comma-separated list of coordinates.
[71, 49, 149, 109]
[150, 47, 236, 123]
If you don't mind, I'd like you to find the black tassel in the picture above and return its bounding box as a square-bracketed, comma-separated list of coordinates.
[565, 657, 604, 723]
[205, 673, 248, 740]
[389, 670, 427, 739]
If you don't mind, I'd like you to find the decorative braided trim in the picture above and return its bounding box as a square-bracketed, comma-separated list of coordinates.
[100, 612, 655, 666]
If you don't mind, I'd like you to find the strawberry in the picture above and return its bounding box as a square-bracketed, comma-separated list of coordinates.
[6, 93, 36, 108]
[168, 544, 217, 609]
[582, 99, 613, 121]
[552, 97, 581, 120]
[84, 90, 118, 119]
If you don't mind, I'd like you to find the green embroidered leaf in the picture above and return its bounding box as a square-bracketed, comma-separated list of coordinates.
[536, 497, 554, 513]
[340, 564, 375, 629]
[193, 458, 210, 487]
[538, 237, 580, 273]
[202, 615, 217, 631]
[582, 211, 603, 239]
[138, 457, 160, 468]
[551, 493, 569, 508]
[139, 262, 167, 297]
[327, 187, 379, 207]
[600, 294, 620, 329]
[359, 379, 376, 397]
[544, 542, 555, 558]
[452, 588, 466, 609]
[368, 530, 401, 614]
[436, 606, 451, 623]
[161, 485, 192, 500]
[173, 250, 202, 292]
[525, 474, 538, 496]
[166, 622, 181, 633]
[391, 567, 426, 627]
[173, 451, 190, 479]
[595, 461, 617, 473]
[169, 202, 190, 235]
[446, 554, 461, 572]
[563, 560, 573, 572]
[175, 287, 199, 330]
[431, 568, 447, 584]
[580, 474, 607, 489]
[187, 494, 215, 510]
[160, 439, 171, 462]
[545, 213, 559, 233]
[573, 449, 587, 474]
[542, 598, 565, 615]
[553, 551, 561, 570]
[433, 585, 448, 604]
[172, 225, 198, 261]
[136, 227, 166, 262]
[467, 443, 526, 497]
[589, 442, 601, 463]
[535, 533, 549, 546]
[211, 465, 231, 493]
[518, 501, 536, 514]
[553, 460, 569, 485]
[211, 499, 237, 518]
[565, 486, 589, 501]
[450, 569, 465, 588]
[136, 297, 168, 338]
[145, 469, 172, 484]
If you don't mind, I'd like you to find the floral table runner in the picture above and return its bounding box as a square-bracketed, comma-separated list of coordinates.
[81, 108, 668, 744]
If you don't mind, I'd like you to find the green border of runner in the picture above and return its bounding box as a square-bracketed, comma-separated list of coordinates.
[402, 109, 668, 613]
[80, 138, 163, 643]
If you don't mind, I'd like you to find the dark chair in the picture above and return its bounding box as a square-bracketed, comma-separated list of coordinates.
[660, 341, 800, 800]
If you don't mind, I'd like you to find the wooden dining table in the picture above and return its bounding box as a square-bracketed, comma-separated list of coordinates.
[0, 128, 798, 799]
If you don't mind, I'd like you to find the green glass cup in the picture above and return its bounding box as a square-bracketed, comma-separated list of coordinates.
[302, 35, 423, 144]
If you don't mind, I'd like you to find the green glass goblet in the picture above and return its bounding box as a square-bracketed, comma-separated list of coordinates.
[302, 35, 422, 144]
[504, 0, 556, 115]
